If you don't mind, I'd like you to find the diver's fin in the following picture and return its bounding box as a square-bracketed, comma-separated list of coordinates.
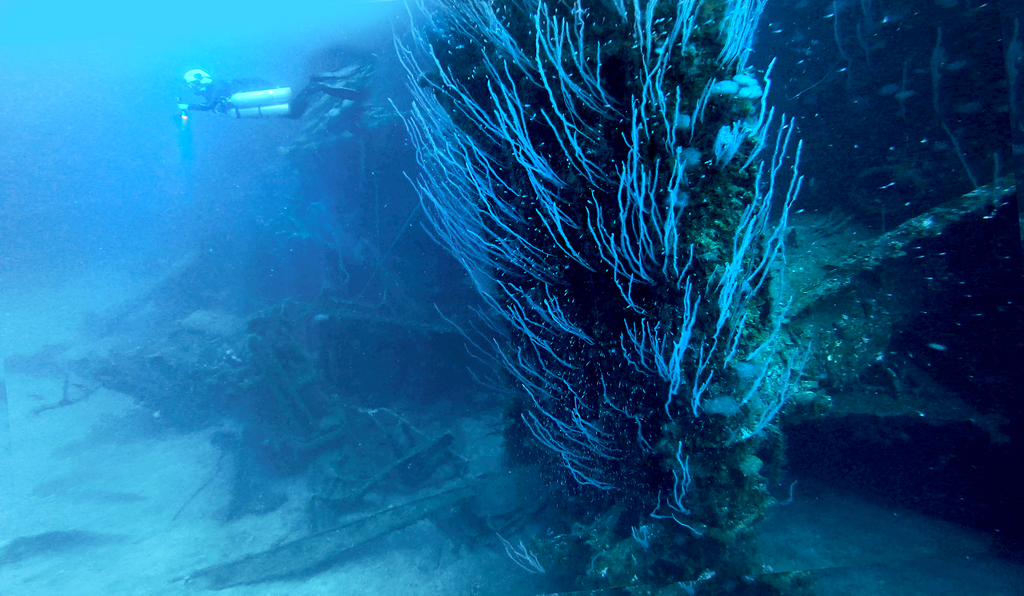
[317, 84, 362, 101]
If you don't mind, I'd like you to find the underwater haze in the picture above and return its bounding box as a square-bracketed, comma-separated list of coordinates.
[0, 0, 397, 282]
[1, 0, 1023, 595]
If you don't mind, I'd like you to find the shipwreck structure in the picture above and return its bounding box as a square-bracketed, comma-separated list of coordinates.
[30, 1, 1014, 593]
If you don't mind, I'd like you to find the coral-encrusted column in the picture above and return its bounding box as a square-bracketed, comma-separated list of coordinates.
[399, 0, 806, 589]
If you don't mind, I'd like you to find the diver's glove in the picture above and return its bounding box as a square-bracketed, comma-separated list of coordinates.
[175, 97, 190, 111]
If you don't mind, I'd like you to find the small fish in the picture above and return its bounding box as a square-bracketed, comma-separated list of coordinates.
[0, 530, 123, 566]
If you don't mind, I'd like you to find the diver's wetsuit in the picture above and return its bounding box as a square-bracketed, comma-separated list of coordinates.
[186, 78, 362, 118]
[186, 78, 274, 113]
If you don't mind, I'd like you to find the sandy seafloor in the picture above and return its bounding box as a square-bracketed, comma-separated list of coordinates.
[1, 269, 1022, 596]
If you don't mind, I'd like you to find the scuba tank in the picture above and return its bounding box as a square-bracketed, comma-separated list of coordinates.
[228, 87, 292, 118]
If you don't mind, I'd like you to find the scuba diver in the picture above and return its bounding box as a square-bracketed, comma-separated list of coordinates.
[177, 62, 371, 119]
